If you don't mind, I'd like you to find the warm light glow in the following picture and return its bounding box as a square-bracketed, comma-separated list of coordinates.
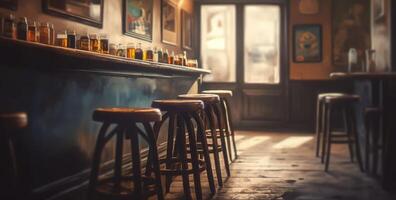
[238, 136, 271, 150]
[273, 136, 313, 149]
[178, 0, 185, 8]
[235, 135, 246, 142]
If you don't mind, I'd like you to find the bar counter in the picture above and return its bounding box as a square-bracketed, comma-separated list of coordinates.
[0, 37, 210, 199]
[330, 72, 396, 190]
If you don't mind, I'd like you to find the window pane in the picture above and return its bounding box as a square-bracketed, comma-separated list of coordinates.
[201, 5, 236, 82]
[244, 5, 280, 84]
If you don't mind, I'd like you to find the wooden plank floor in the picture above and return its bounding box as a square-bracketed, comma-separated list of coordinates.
[161, 131, 395, 200]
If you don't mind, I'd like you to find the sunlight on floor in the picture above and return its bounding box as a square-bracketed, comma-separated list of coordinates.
[234, 135, 246, 142]
[272, 136, 313, 149]
[237, 136, 271, 150]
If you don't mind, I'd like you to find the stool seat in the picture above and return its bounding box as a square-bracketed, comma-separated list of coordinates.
[152, 100, 204, 112]
[178, 94, 220, 104]
[93, 108, 161, 123]
[324, 94, 360, 104]
[0, 112, 28, 130]
[202, 90, 233, 98]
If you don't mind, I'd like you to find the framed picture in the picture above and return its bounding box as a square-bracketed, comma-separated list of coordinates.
[123, 0, 153, 41]
[161, 0, 178, 46]
[373, 0, 385, 20]
[0, 0, 17, 10]
[181, 10, 193, 50]
[293, 25, 322, 63]
[43, 0, 104, 28]
[332, 0, 370, 67]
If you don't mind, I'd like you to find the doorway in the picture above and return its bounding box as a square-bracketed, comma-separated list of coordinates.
[197, 0, 289, 129]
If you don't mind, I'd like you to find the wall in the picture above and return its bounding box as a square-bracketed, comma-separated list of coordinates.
[372, 0, 391, 72]
[0, 0, 194, 56]
[289, 0, 333, 80]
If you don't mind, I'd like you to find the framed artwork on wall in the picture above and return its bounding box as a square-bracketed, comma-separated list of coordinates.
[293, 25, 322, 63]
[181, 10, 193, 50]
[0, 0, 17, 10]
[332, 0, 370, 68]
[161, 0, 178, 46]
[123, 0, 153, 41]
[43, 0, 104, 28]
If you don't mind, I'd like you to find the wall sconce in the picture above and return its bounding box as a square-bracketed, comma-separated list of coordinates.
[299, 0, 319, 15]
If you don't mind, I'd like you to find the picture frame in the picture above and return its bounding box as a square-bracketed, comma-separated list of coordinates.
[161, 0, 178, 46]
[42, 0, 104, 28]
[0, 0, 17, 10]
[123, 0, 153, 41]
[332, 0, 370, 67]
[373, 0, 385, 20]
[293, 24, 322, 63]
[181, 10, 193, 50]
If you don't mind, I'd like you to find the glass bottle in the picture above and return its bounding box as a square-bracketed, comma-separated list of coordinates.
[117, 44, 126, 57]
[17, 17, 28, 41]
[90, 34, 100, 52]
[79, 34, 90, 51]
[135, 43, 143, 60]
[178, 54, 184, 65]
[153, 47, 158, 62]
[169, 51, 175, 64]
[182, 51, 187, 66]
[146, 46, 154, 61]
[157, 48, 163, 63]
[100, 34, 109, 54]
[35, 22, 40, 43]
[56, 32, 67, 47]
[109, 43, 117, 55]
[49, 24, 55, 45]
[365, 49, 376, 72]
[163, 49, 169, 64]
[127, 43, 135, 59]
[67, 30, 76, 48]
[27, 21, 37, 42]
[3, 14, 16, 39]
[39, 22, 50, 44]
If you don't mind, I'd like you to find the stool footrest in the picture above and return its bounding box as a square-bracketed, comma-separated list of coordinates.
[159, 157, 206, 176]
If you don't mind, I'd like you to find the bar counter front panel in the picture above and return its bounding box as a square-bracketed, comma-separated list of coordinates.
[0, 38, 207, 199]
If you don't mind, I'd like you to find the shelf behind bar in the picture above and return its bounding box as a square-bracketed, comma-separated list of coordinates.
[0, 36, 210, 78]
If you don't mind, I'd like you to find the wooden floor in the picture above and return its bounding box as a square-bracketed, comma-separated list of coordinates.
[162, 131, 395, 200]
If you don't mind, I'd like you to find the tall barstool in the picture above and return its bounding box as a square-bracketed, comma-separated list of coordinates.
[88, 108, 164, 200]
[202, 90, 238, 161]
[0, 112, 28, 200]
[322, 95, 364, 172]
[315, 93, 345, 158]
[178, 94, 230, 187]
[151, 100, 216, 200]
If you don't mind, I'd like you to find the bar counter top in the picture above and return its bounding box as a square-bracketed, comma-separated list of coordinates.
[330, 72, 396, 80]
[0, 36, 210, 78]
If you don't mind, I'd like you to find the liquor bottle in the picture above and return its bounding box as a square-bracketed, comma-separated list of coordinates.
[146, 46, 154, 61]
[135, 43, 143, 60]
[153, 47, 158, 62]
[67, 30, 76, 48]
[163, 49, 169, 64]
[3, 14, 16, 39]
[157, 48, 163, 63]
[17, 17, 28, 40]
[127, 43, 135, 59]
[169, 51, 175, 64]
[27, 21, 37, 42]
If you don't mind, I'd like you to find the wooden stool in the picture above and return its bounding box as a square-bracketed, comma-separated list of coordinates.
[322, 95, 364, 172]
[88, 108, 164, 200]
[202, 90, 237, 161]
[0, 112, 28, 200]
[151, 99, 216, 200]
[364, 107, 382, 175]
[315, 93, 346, 158]
[178, 94, 230, 187]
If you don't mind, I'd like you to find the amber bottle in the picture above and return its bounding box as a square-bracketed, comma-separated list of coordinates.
[39, 22, 50, 44]
[146, 47, 153, 61]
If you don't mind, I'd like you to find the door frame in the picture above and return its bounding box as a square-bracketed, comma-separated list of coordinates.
[195, 0, 290, 129]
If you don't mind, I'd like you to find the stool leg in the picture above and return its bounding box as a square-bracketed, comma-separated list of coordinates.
[192, 112, 216, 195]
[348, 107, 364, 172]
[206, 106, 223, 187]
[321, 104, 328, 164]
[315, 97, 322, 157]
[220, 100, 233, 162]
[165, 113, 176, 193]
[176, 115, 192, 199]
[114, 127, 124, 188]
[364, 112, 371, 173]
[325, 104, 332, 172]
[213, 104, 231, 177]
[224, 98, 237, 159]
[184, 114, 203, 200]
[372, 116, 380, 175]
[344, 107, 355, 163]
[88, 122, 110, 199]
[143, 123, 164, 200]
[129, 124, 142, 198]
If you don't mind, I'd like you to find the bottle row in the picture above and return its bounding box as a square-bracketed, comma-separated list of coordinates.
[0, 14, 198, 68]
